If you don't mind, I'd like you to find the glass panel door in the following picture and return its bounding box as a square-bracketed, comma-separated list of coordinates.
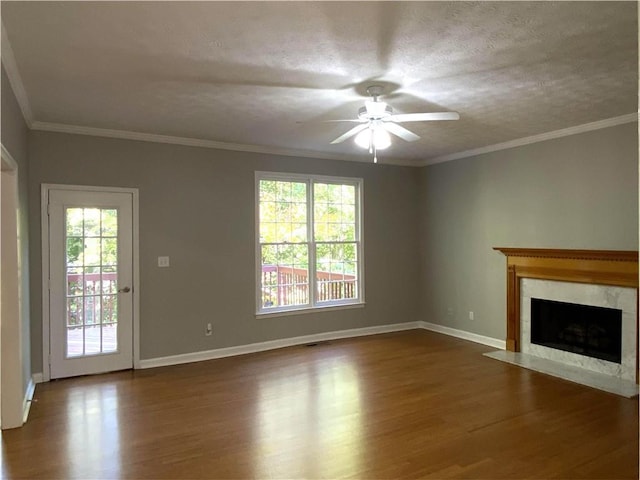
[48, 188, 134, 380]
[65, 208, 119, 357]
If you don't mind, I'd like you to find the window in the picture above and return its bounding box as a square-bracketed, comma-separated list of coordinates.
[256, 172, 363, 314]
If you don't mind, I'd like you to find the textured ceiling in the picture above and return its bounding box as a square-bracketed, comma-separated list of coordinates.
[1, 1, 637, 165]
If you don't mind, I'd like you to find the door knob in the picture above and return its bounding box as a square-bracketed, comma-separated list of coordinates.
[118, 286, 131, 293]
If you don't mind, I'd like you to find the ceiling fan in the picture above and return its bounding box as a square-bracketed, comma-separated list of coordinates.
[328, 85, 460, 163]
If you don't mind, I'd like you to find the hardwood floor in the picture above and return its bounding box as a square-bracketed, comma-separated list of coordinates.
[1, 330, 637, 479]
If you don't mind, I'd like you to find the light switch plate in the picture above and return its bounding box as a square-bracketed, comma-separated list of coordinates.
[158, 256, 170, 267]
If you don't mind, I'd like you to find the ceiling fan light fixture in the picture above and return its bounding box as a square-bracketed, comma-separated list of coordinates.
[354, 126, 391, 150]
[327, 85, 458, 163]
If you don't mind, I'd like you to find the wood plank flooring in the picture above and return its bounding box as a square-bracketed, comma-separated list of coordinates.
[1, 330, 637, 479]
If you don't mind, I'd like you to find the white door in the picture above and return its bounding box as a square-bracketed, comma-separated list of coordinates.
[48, 189, 134, 379]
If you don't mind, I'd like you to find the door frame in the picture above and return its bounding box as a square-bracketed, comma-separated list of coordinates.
[1, 144, 25, 429]
[41, 184, 140, 382]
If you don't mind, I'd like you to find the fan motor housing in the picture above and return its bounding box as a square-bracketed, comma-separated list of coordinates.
[358, 105, 393, 120]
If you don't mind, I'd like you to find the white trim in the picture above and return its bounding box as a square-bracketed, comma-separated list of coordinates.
[31, 121, 415, 166]
[254, 174, 262, 312]
[0, 145, 18, 171]
[40, 185, 50, 381]
[40, 183, 140, 195]
[0, 145, 25, 429]
[256, 171, 364, 185]
[31, 373, 44, 384]
[254, 172, 364, 315]
[40, 184, 140, 380]
[132, 189, 141, 369]
[358, 177, 365, 305]
[309, 180, 317, 307]
[420, 113, 639, 166]
[140, 322, 422, 369]
[1, 22, 33, 128]
[419, 321, 506, 350]
[22, 378, 36, 424]
[138, 320, 506, 370]
[256, 302, 365, 319]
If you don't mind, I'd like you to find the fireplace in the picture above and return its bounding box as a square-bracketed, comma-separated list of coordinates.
[530, 298, 622, 364]
[494, 248, 639, 384]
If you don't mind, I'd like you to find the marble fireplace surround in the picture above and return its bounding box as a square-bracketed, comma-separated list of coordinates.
[494, 248, 639, 383]
[521, 279, 636, 380]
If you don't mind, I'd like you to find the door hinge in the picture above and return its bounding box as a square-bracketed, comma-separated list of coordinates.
[46, 203, 51, 216]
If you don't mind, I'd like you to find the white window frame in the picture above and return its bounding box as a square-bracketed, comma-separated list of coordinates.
[255, 171, 364, 316]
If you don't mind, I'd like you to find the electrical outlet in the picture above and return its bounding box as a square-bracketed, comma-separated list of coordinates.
[158, 256, 170, 267]
[469, 311, 474, 321]
[205, 323, 213, 336]
[447, 307, 454, 316]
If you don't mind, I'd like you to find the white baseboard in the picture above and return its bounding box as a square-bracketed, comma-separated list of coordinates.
[140, 321, 504, 370]
[419, 321, 506, 350]
[31, 322, 503, 376]
[22, 377, 37, 424]
[140, 321, 422, 369]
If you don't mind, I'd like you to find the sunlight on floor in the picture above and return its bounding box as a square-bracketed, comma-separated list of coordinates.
[65, 383, 121, 478]
[253, 352, 363, 478]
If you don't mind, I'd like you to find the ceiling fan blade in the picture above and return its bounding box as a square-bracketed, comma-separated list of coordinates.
[390, 112, 460, 122]
[382, 122, 420, 142]
[330, 124, 369, 144]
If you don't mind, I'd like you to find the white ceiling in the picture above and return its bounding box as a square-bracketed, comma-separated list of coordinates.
[1, 1, 637, 166]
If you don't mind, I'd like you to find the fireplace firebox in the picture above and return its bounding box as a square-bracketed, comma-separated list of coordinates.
[531, 298, 622, 364]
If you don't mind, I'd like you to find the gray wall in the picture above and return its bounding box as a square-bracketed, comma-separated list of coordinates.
[23, 118, 640, 373]
[1, 65, 32, 392]
[418, 122, 639, 340]
[28, 131, 421, 369]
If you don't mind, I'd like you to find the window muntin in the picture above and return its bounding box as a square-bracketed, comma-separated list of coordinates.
[257, 173, 362, 314]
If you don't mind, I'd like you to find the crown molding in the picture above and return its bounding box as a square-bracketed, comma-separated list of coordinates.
[30, 121, 416, 167]
[1, 143, 19, 171]
[419, 113, 639, 167]
[29, 113, 637, 168]
[1, 22, 33, 128]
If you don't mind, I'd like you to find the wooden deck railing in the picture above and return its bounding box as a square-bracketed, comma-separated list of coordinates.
[261, 265, 356, 306]
[66, 272, 118, 325]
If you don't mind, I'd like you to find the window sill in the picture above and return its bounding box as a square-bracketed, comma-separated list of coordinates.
[256, 302, 365, 319]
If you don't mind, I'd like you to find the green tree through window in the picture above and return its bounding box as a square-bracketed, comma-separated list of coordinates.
[257, 173, 362, 313]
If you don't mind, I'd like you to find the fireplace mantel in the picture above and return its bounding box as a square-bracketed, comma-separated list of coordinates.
[493, 248, 638, 353]
[494, 248, 638, 264]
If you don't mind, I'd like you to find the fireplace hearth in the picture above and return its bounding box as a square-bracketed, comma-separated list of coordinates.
[493, 248, 639, 391]
[531, 298, 622, 364]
